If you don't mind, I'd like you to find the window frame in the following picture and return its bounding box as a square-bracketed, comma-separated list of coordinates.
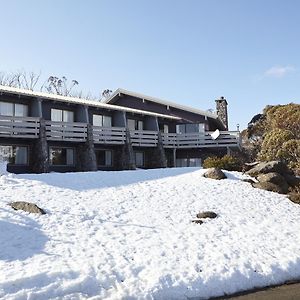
[134, 151, 144, 168]
[51, 108, 74, 123]
[0, 145, 29, 165]
[92, 114, 112, 127]
[127, 119, 144, 131]
[95, 149, 113, 167]
[49, 147, 75, 166]
[0, 101, 28, 117]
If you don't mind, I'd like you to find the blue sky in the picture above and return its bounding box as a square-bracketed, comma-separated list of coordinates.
[0, 0, 299, 129]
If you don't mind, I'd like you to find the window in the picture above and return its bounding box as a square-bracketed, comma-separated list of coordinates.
[95, 150, 112, 166]
[135, 151, 144, 167]
[176, 158, 201, 167]
[51, 109, 74, 122]
[159, 124, 169, 133]
[0, 145, 28, 165]
[176, 123, 205, 134]
[0, 102, 28, 117]
[127, 119, 143, 130]
[49, 147, 74, 166]
[93, 114, 112, 127]
[176, 158, 188, 167]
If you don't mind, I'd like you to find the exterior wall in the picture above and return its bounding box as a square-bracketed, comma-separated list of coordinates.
[109, 95, 223, 131]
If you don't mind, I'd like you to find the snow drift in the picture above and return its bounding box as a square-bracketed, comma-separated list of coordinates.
[0, 168, 300, 299]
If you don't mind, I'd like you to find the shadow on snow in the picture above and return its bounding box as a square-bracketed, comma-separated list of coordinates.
[0, 208, 48, 262]
[18, 167, 201, 191]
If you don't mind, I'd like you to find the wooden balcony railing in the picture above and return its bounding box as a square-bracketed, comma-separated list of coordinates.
[0, 116, 40, 138]
[162, 131, 240, 148]
[45, 121, 87, 142]
[93, 126, 126, 145]
[0, 117, 241, 149]
[130, 130, 159, 147]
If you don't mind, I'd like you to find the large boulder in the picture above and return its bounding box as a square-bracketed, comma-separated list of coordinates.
[252, 182, 286, 194]
[9, 201, 46, 215]
[256, 172, 289, 194]
[203, 168, 226, 180]
[284, 174, 300, 188]
[246, 161, 292, 177]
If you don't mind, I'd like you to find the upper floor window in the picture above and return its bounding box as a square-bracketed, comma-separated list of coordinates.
[176, 123, 205, 134]
[159, 124, 169, 133]
[51, 109, 74, 122]
[0, 102, 28, 117]
[127, 119, 143, 131]
[93, 114, 112, 127]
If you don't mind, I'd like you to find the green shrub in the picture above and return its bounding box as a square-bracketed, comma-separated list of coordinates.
[258, 129, 295, 161]
[203, 155, 242, 171]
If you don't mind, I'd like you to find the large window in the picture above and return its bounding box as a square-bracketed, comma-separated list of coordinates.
[0, 145, 28, 165]
[176, 123, 205, 134]
[95, 150, 112, 166]
[93, 115, 112, 127]
[0, 102, 28, 117]
[49, 147, 74, 166]
[135, 151, 144, 168]
[128, 119, 143, 131]
[51, 109, 74, 122]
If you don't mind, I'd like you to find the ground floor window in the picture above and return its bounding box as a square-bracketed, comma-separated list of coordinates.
[50, 147, 74, 166]
[135, 151, 144, 167]
[176, 158, 201, 167]
[0, 145, 28, 165]
[95, 150, 112, 166]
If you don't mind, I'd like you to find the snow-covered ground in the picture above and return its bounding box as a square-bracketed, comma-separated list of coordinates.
[0, 168, 300, 300]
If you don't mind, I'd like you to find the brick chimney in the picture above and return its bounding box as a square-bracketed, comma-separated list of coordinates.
[215, 96, 228, 130]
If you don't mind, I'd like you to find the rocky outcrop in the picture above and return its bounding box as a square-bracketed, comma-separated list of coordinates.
[203, 168, 226, 180]
[9, 201, 46, 214]
[247, 161, 299, 199]
[246, 161, 292, 177]
[252, 182, 286, 194]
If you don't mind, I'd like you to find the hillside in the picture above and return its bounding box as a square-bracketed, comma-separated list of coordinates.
[0, 168, 300, 299]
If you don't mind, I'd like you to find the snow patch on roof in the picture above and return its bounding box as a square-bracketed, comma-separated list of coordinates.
[0, 85, 180, 120]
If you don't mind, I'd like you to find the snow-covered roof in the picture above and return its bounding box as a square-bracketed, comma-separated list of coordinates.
[104, 88, 219, 120]
[0, 85, 180, 120]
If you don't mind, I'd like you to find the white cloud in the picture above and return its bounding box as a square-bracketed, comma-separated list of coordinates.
[264, 65, 295, 78]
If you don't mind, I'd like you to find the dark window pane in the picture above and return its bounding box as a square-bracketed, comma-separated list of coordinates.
[50, 148, 74, 165]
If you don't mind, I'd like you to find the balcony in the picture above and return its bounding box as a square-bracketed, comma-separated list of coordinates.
[0, 117, 241, 149]
[162, 131, 241, 148]
[130, 130, 159, 147]
[45, 121, 87, 142]
[93, 126, 126, 145]
[0, 116, 40, 138]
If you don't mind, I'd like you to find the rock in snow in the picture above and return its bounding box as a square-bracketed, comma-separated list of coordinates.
[0, 168, 300, 299]
[9, 201, 46, 214]
[203, 167, 227, 180]
[196, 211, 218, 219]
[246, 160, 292, 177]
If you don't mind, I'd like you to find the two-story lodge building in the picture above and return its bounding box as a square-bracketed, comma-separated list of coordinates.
[0, 85, 240, 173]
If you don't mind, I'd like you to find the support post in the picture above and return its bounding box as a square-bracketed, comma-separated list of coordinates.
[76, 124, 97, 171]
[31, 118, 49, 173]
[121, 128, 136, 170]
[173, 148, 177, 167]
